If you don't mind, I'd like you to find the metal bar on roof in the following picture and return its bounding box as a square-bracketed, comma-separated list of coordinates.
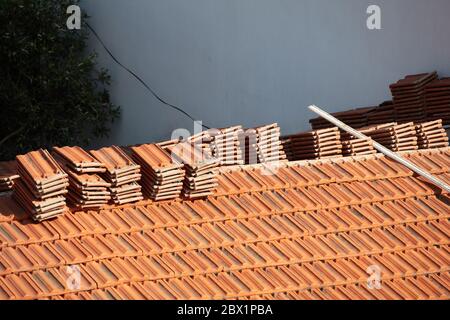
[308, 105, 450, 193]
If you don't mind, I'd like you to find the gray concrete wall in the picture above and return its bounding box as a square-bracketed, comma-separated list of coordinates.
[81, 0, 450, 147]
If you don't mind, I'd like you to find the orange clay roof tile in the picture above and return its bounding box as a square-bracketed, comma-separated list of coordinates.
[53, 146, 106, 173]
[131, 144, 181, 169]
[16, 149, 67, 185]
[0, 147, 449, 299]
[89, 146, 139, 175]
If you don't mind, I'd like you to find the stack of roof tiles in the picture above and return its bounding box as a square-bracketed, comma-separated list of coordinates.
[0, 147, 448, 300]
[53, 146, 111, 210]
[361, 122, 418, 152]
[424, 78, 450, 126]
[309, 72, 448, 131]
[0, 161, 19, 192]
[168, 142, 219, 199]
[131, 144, 185, 201]
[65, 171, 111, 210]
[282, 127, 342, 160]
[310, 107, 373, 130]
[187, 131, 214, 159]
[366, 101, 396, 126]
[244, 123, 286, 164]
[186, 128, 245, 166]
[389, 72, 438, 123]
[90, 146, 143, 205]
[241, 128, 259, 165]
[156, 138, 182, 150]
[13, 149, 69, 222]
[415, 120, 449, 149]
[309, 103, 401, 130]
[208, 126, 244, 166]
[341, 133, 376, 156]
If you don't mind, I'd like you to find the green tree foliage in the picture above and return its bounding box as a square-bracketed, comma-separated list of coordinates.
[0, 0, 120, 160]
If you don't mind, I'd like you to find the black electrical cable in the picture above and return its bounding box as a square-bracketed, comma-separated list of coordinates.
[85, 22, 211, 130]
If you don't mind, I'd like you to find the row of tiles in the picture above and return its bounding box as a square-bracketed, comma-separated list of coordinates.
[0, 245, 447, 299]
[245, 272, 449, 300]
[1, 216, 448, 278]
[0, 179, 448, 249]
[2, 166, 444, 226]
[1, 194, 448, 264]
[215, 148, 450, 195]
[54, 272, 449, 300]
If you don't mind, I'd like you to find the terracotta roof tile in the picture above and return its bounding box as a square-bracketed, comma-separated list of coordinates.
[53, 146, 106, 173]
[15, 150, 67, 186]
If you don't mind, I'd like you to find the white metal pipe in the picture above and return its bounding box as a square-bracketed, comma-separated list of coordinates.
[308, 105, 450, 193]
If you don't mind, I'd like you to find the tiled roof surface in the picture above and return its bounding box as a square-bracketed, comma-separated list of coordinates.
[0, 147, 449, 300]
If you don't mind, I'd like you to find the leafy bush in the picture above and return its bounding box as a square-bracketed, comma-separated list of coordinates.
[0, 0, 120, 160]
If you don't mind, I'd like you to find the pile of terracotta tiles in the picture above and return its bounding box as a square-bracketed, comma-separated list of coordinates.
[415, 120, 449, 149]
[241, 128, 259, 165]
[341, 133, 376, 156]
[13, 149, 69, 221]
[187, 131, 214, 158]
[282, 127, 342, 160]
[157, 138, 182, 150]
[90, 146, 143, 205]
[131, 143, 185, 201]
[361, 122, 418, 152]
[424, 78, 450, 126]
[209, 126, 244, 165]
[168, 142, 219, 199]
[390, 72, 438, 123]
[310, 107, 373, 130]
[366, 101, 396, 126]
[308, 72, 450, 131]
[53, 146, 111, 209]
[244, 123, 286, 164]
[186, 127, 245, 166]
[0, 161, 19, 192]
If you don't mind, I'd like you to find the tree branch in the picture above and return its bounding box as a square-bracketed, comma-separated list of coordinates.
[0, 125, 25, 148]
